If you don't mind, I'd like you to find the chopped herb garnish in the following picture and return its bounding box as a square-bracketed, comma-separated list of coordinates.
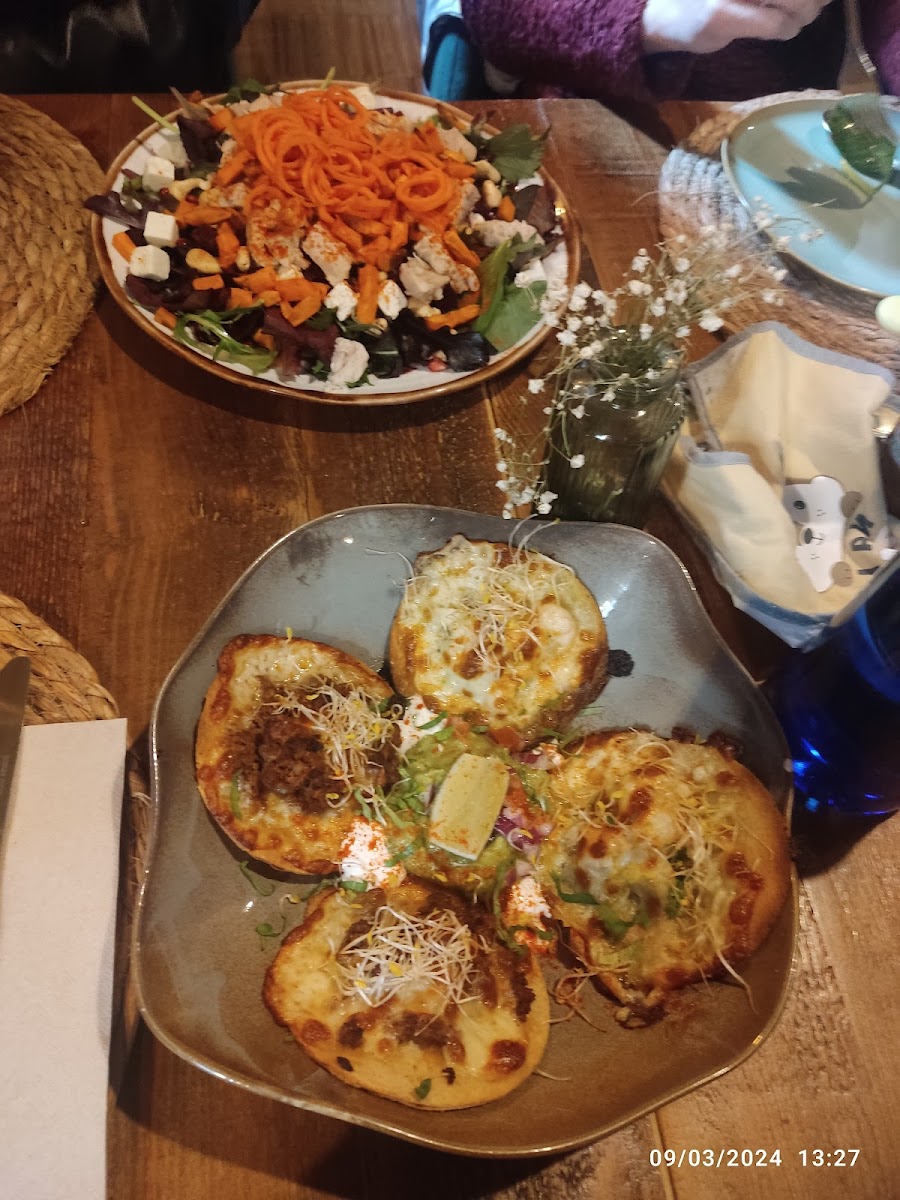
[414, 1078, 432, 1100]
[339, 879, 369, 893]
[419, 710, 448, 730]
[552, 873, 598, 906]
[255, 915, 286, 945]
[596, 904, 631, 941]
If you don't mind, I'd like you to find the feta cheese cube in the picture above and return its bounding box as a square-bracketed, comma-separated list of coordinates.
[141, 155, 175, 194]
[377, 279, 407, 320]
[129, 244, 171, 282]
[143, 211, 179, 249]
[156, 131, 188, 168]
[327, 337, 369, 387]
[324, 281, 357, 322]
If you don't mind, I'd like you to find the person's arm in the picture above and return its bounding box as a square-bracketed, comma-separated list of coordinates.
[460, 0, 660, 101]
[859, 0, 900, 95]
[461, 0, 832, 102]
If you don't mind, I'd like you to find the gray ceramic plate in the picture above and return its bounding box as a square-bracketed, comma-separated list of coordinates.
[135, 505, 798, 1158]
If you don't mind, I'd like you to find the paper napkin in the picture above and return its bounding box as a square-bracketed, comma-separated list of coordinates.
[665, 322, 899, 645]
[0, 719, 127, 1200]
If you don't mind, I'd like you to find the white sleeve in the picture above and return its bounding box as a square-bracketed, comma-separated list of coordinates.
[641, 0, 830, 57]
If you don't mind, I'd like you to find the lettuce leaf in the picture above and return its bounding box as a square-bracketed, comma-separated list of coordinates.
[174, 308, 276, 374]
[485, 124, 548, 181]
[474, 234, 544, 349]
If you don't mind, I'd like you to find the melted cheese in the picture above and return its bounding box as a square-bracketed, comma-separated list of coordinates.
[390, 536, 608, 741]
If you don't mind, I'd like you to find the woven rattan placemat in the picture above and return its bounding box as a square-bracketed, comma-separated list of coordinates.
[0, 95, 104, 416]
[0, 593, 146, 1065]
[658, 89, 900, 379]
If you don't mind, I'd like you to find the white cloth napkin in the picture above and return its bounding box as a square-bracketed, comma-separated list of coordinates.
[0, 719, 127, 1200]
[665, 322, 898, 645]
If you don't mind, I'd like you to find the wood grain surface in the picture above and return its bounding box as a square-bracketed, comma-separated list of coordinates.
[1, 91, 895, 1200]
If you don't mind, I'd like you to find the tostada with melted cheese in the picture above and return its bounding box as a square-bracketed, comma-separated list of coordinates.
[539, 728, 791, 1020]
[264, 877, 550, 1109]
[389, 535, 609, 750]
[195, 634, 400, 874]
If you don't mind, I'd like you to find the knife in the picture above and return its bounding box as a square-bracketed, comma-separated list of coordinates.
[0, 656, 31, 845]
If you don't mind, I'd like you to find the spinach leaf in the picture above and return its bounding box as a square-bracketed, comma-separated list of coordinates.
[474, 234, 539, 336]
[479, 279, 546, 352]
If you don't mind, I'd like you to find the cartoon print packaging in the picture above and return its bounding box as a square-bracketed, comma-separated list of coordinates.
[664, 322, 898, 646]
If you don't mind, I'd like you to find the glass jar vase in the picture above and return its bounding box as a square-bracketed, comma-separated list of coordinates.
[543, 356, 686, 527]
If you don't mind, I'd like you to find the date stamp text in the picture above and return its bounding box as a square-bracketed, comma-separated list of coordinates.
[650, 1148, 861, 1168]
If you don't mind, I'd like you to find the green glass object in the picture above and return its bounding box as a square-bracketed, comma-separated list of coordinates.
[544, 356, 685, 527]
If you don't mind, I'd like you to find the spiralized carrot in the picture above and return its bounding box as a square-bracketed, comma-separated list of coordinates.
[207, 86, 476, 270]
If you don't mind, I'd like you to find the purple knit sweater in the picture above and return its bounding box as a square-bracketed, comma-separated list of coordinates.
[459, 0, 900, 101]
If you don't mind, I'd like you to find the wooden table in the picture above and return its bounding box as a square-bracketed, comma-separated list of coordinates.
[3, 93, 897, 1200]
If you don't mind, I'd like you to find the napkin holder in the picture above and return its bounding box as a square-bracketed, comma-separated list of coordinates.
[665, 322, 898, 646]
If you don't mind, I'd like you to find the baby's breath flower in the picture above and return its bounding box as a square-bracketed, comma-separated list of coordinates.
[699, 311, 724, 332]
[495, 224, 793, 519]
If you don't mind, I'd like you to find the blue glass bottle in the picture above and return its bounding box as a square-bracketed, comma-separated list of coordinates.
[764, 555, 900, 816]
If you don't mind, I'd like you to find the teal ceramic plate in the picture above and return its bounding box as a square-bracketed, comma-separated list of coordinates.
[722, 97, 900, 298]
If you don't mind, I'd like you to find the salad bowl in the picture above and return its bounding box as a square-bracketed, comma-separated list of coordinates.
[90, 82, 580, 406]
